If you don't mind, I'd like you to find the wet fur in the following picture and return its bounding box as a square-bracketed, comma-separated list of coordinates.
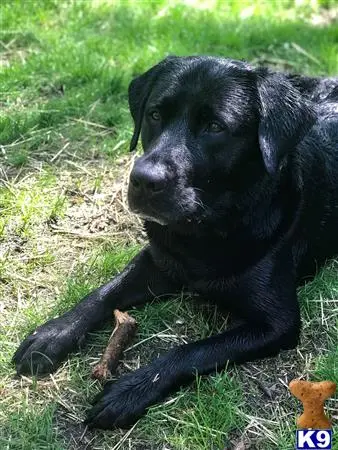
[13, 56, 338, 429]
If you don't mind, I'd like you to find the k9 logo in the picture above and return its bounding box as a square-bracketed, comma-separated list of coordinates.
[296, 430, 333, 449]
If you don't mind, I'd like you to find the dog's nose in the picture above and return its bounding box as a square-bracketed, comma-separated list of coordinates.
[130, 164, 167, 193]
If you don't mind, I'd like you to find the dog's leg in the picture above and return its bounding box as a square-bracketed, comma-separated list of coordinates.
[86, 246, 301, 429]
[86, 320, 300, 429]
[13, 247, 181, 375]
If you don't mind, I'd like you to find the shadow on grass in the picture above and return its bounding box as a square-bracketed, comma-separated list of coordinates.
[1, 1, 337, 178]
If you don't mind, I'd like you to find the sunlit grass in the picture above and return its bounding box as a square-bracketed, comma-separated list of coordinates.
[1, 0, 337, 448]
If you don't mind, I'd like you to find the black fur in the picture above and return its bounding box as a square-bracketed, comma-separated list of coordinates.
[13, 56, 338, 429]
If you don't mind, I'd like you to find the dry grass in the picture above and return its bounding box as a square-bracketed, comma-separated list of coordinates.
[1, 1, 337, 449]
[1, 150, 337, 448]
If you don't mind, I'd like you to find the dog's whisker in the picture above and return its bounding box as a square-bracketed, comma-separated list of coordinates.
[12, 54, 338, 432]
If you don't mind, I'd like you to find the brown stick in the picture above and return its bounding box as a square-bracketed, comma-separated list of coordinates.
[91, 309, 137, 381]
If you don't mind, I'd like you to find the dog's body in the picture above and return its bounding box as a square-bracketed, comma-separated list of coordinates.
[13, 56, 338, 429]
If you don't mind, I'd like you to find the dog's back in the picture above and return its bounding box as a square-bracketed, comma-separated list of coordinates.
[290, 75, 338, 278]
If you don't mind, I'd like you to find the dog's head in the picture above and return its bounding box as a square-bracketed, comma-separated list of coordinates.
[127, 56, 315, 227]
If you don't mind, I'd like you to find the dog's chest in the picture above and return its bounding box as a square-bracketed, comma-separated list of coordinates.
[149, 229, 249, 286]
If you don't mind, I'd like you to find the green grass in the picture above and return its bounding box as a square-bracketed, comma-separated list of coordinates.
[1, 0, 337, 448]
[142, 372, 244, 450]
[316, 345, 338, 383]
[0, 402, 62, 450]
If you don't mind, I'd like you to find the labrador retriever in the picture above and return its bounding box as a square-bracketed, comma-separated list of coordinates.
[13, 56, 338, 429]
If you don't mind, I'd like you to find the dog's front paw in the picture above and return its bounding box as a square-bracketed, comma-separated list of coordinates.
[85, 365, 169, 429]
[13, 317, 83, 376]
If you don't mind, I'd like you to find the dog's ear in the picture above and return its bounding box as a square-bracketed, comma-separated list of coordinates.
[257, 71, 316, 175]
[128, 56, 176, 151]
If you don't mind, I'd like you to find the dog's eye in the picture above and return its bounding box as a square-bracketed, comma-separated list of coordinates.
[149, 110, 161, 121]
[206, 122, 223, 133]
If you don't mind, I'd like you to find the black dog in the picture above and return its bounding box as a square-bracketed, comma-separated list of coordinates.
[13, 56, 338, 429]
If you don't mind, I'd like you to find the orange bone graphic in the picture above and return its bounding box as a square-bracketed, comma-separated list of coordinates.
[289, 379, 336, 429]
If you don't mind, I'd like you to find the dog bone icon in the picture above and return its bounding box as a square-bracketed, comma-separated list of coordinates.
[289, 379, 336, 429]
